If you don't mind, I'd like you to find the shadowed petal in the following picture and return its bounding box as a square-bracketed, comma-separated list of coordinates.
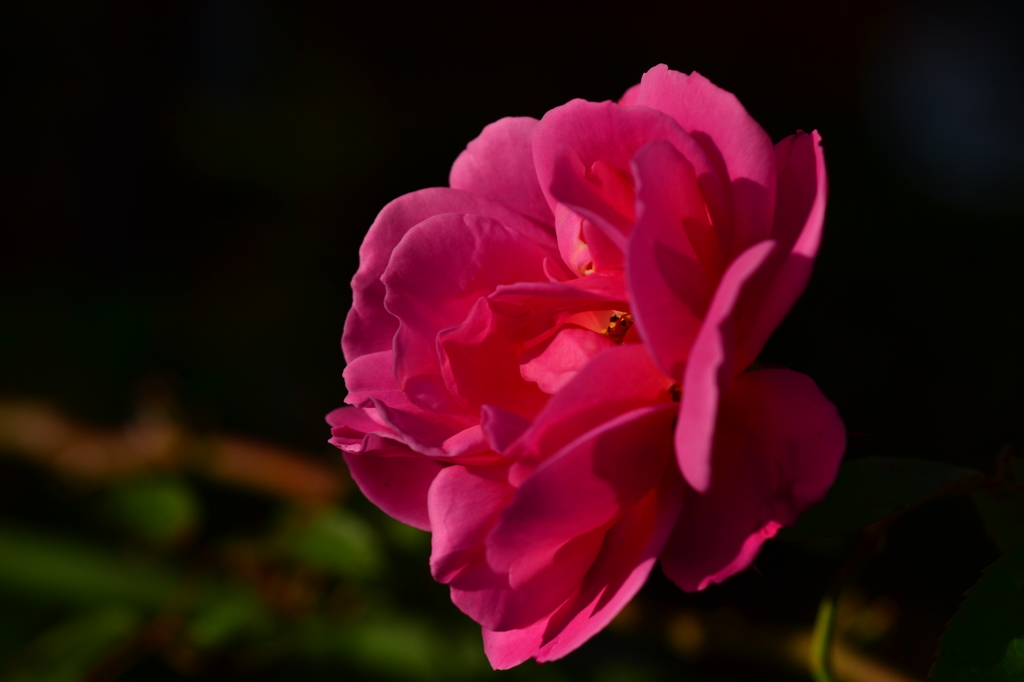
[661, 368, 845, 591]
[675, 241, 776, 493]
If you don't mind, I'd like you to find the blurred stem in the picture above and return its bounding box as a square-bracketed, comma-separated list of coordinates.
[809, 593, 837, 682]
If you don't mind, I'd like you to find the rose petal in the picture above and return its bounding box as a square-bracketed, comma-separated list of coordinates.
[507, 343, 674, 467]
[450, 116, 554, 227]
[383, 213, 554, 411]
[632, 65, 776, 258]
[488, 403, 676, 585]
[483, 470, 684, 668]
[344, 188, 552, 363]
[661, 368, 845, 591]
[534, 99, 721, 265]
[735, 130, 828, 371]
[519, 325, 615, 394]
[343, 445, 444, 532]
[675, 240, 776, 492]
[438, 296, 550, 418]
[628, 140, 717, 380]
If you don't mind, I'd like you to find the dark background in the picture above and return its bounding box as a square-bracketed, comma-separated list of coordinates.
[2, 1, 1023, 680]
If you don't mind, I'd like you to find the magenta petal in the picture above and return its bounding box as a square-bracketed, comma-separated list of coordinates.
[509, 343, 674, 463]
[344, 188, 552, 363]
[735, 131, 828, 371]
[438, 297, 549, 418]
[343, 447, 444, 532]
[428, 464, 515, 583]
[632, 65, 776, 257]
[483, 470, 684, 669]
[383, 213, 554, 410]
[661, 368, 845, 591]
[675, 240, 776, 493]
[628, 140, 716, 380]
[488, 403, 676, 582]
[449, 116, 554, 227]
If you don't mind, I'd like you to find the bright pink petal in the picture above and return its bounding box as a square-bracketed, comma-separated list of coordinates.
[429, 463, 515, 583]
[344, 188, 552, 363]
[735, 131, 828, 371]
[487, 403, 676, 586]
[343, 446, 444, 532]
[449, 117, 554, 227]
[628, 140, 717, 380]
[661, 368, 845, 591]
[507, 343, 674, 468]
[449, 527, 607, 632]
[483, 470, 685, 669]
[519, 325, 615, 394]
[619, 82, 642, 106]
[438, 297, 549, 418]
[631, 65, 776, 258]
[382, 213, 554, 411]
[675, 240, 777, 493]
[533, 99, 722, 267]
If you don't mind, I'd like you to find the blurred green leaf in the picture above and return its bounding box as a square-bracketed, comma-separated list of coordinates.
[187, 584, 274, 649]
[104, 476, 200, 549]
[780, 457, 978, 541]
[0, 524, 176, 607]
[272, 509, 382, 579]
[972, 489, 1024, 552]
[1, 607, 141, 682]
[274, 613, 487, 680]
[932, 542, 1024, 681]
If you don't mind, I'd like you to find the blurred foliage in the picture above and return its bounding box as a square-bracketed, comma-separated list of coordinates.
[780, 458, 979, 542]
[0, 401, 1021, 681]
[932, 543, 1024, 681]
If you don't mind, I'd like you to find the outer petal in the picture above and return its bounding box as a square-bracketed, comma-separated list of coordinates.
[343, 188, 551, 363]
[631, 65, 776, 258]
[487, 403, 676, 587]
[628, 140, 716, 380]
[382, 213, 554, 411]
[675, 240, 776, 493]
[735, 131, 828, 371]
[450, 116, 554, 227]
[533, 99, 723, 263]
[430, 464, 605, 631]
[342, 446, 444, 532]
[483, 470, 685, 669]
[661, 368, 845, 591]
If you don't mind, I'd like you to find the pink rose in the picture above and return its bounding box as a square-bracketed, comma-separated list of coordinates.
[328, 64, 845, 668]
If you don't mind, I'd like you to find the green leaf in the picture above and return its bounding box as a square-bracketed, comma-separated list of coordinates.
[271, 509, 382, 579]
[972, 489, 1024, 552]
[279, 614, 487, 680]
[932, 543, 1024, 681]
[780, 457, 977, 541]
[0, 524, 177, 607]
[104, 476, 201, 548]
[0, 607, 141, 682]
[186, 584, 275, 649]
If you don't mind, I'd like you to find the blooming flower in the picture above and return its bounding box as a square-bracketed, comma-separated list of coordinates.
[328, 64, 845, 668]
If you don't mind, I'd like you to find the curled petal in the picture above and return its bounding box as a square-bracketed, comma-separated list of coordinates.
[661, 368, 845, 591]
[488, 403, 677, 585]
[450, 117, 554, 227]
[628, 140, 717, 380]
[630, 65, 776, 258]
[483, 470, 684, 668]
[383, 213, 554, 411]
[735, 130, 828, 371]
[344, 188, 550, 363]
[675, 240, 776, 493]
